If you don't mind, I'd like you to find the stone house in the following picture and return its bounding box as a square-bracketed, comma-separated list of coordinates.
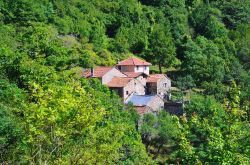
[126, 95, 164, 114]
[107, 77, 145, 102]
[116, 57, 152, 75]
[82, 66, 127, 84]
[122, 72, 148, 86]
[146, 74, 171, 98]
[82, 57, 172, 115]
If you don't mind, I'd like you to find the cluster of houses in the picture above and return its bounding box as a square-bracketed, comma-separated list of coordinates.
[82, 57, 172, 115]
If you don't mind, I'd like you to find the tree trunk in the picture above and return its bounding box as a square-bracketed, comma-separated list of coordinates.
[158, 62, 162, 73]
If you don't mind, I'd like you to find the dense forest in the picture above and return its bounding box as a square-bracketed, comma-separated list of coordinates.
[0, 0, 249, 164]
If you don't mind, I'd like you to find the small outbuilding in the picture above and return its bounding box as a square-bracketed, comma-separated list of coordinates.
[146, 74, 171, 98]
[126, 95, 164, 114]
[164, 101, 184, 116]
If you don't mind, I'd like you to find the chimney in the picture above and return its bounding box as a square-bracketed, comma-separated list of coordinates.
[90, 68, 94, 77]
[117, 59, 120, 64]
[116, 59, 122, 71]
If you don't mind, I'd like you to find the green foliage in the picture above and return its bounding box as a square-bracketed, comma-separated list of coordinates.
[146, 24, 176, 73]
[211, 0, 250, 29]
[201, 81, 227, 101]
[175, 94, 250, 164]
[0, 104, 22, 161]
[176, 75, 196, 90]
[230, 24, 250, 70]
[140, 111, 179, 162]
[181, 36, 225, 85]
[0, 0, 249, 164]
[12, 75, 150, 164]
[0, 78, 26, 161]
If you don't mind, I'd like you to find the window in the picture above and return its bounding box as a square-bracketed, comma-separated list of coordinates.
[136, 66, 139, 70]
[126, 91, 129, 95]
[144, 66, 147, 70]
[164, 83, 167, 87]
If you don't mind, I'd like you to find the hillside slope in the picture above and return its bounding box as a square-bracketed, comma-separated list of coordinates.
[0, 0, 249, 164]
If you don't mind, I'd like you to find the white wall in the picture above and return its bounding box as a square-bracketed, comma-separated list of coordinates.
[134, 66, 149, 75]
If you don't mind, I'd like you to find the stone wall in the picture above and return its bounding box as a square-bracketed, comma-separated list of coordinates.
[147, 95, 164, 112]
[102, 68, 127, 84]
[134, 78, 145, 95]
[123, 79, 145, 101]
[157, 76, 171, 96]
[123, 79, 136, 101]
[120, 66, 135, 72]
[136, 75, 146, 86]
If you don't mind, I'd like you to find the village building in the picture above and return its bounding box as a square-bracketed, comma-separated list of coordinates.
[146, 74, 171, 98]
[126, 95, 164, 115]
[82, 57, 172, 115]
[116, 57, 151, 75]
[82, 66, 127, 84]
[107, 77, 145, 102]
[122, 72, 148, 86]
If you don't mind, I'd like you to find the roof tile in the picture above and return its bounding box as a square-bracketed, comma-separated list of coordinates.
[82, 67, 113, 78]
[117, 57, 151, 66]
[135, 106, 148, 115]
[146, 74, 166, 83]
[107, 77, 133, 87]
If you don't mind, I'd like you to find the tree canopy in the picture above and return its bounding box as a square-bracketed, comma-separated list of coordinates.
[0, 0, 249, 164]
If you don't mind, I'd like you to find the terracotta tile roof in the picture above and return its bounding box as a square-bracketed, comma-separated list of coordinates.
[122, 72, 143, 78]
[135, 106, 148, 115]
[116, 57, 152, 66]
[146, 74, 166, 83]
[82, 67, 113, 78]
[107, 77, 133, 87]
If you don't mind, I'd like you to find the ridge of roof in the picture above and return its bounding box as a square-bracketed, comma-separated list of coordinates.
[146, 74, 168, 83]
[82, 66, 113, 78]
[116, 57, 152, 66]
